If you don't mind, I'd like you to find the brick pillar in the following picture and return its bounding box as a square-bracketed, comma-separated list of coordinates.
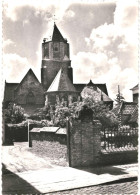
[67, 116, 101, 167]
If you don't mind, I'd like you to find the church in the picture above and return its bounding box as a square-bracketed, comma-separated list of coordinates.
[3, 23, 113, 114]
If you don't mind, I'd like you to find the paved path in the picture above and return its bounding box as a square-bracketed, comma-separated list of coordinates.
[3, 164, 138, 194]
[2, 142, 138, 194]
[49, 180, 138, 194]
[2, 142, 60, 173]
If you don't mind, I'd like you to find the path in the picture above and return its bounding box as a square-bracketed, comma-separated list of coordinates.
[2, 142, 138, 194]
[2, 142, 60, 173]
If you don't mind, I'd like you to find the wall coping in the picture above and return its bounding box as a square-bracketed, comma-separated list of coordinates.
[30, 126, 66, 135]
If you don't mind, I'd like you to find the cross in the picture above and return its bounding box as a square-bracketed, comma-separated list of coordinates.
[53, 14, 57, 24]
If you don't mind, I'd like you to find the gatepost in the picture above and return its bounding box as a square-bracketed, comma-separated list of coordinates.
[66, 109, 102, 167]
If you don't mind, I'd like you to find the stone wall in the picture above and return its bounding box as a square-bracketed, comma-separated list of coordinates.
[30, 129, 68, 164]
[68, 119, 101, 167]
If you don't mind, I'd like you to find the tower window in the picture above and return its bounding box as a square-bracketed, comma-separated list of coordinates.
[53, 42, 59, 52]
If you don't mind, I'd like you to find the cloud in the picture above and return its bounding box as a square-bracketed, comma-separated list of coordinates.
[3, 1, 138, 102]
[3, 39, 14, 48]
[3, 0, 71, 22]
[64, 10, 75, 18]
[3, 53, 30, 82]
[73, 1, 138, 101]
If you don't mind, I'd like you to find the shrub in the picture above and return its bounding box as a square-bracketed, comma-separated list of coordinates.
[4, 103, 25, 124]
[28, 105, 51, 121]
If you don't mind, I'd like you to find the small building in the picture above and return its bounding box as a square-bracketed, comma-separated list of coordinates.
[130, 84, 139, 103]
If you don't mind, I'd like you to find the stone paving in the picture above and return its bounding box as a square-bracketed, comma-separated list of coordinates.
[49, 180, 138, 195]
[2, 142, 138, 194]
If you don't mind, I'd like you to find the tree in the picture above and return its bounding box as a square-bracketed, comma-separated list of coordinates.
[115, 85, 125, 106]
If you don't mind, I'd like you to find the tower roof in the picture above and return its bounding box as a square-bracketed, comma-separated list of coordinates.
[52, 23, 66, 42]
[47, 68, 76, 92]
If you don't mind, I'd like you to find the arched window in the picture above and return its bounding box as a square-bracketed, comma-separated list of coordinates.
[26, 91, 36, 104]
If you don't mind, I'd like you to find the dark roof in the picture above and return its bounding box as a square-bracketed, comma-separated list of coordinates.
[129, 105, 138, 123]
[130, 84, 138, 90]
[112, 101, 138, 124]
[47, 69, 76, 93]
[14, 68, 41, 92]
[74, 84, 85, 92]
[4, 82, 19, 102]
[74, 82, 108, 95]
[52, 23, 66, 42]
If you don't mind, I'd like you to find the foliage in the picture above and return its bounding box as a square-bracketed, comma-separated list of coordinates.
[97, 110, 119, 127]
[51, 86, 119, 127]
[5, 103, 25, 124]
[29, 105, 51, 121]
[53, 102, 71, 127]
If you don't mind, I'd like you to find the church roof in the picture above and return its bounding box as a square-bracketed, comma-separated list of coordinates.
[74, 82, 108, 96]
[96, 87, 113, 102]
[3, 69, 42, 104]
[4, 82, 19, 102]
[14, 68, 41, 92]
[47, 68, 76, 93]
[52, 23, 67, 42]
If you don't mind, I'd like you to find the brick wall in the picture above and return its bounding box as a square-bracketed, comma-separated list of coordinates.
[68, 119, 101, 167]
[67, 115, 137, 167]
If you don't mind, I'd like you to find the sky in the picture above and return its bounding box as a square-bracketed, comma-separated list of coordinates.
[2, 0, 138, 102]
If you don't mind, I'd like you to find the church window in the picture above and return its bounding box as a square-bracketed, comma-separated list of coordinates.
[26, 91, 36, 104]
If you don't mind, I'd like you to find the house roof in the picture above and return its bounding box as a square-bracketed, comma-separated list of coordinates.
[112, 101, 138, 124]
[52, 23, 67, 43]
[130, 84, 138, 90]
[128, 104, 138, 123]
[74, 81, 108, 96]
[47, 68, 76, 93]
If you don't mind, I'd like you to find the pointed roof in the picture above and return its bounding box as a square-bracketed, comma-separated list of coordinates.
[96, 86, 113, 102]
[130, 84, 138, 90]
[87, 80, 94, 87]
[74, 83, 108, 95]
[47, 68, 76, 92]
[15, 69, 41, 91]
[52, 23, 66, 42]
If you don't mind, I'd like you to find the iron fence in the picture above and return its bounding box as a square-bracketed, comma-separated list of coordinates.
[101, 126, 138, 152]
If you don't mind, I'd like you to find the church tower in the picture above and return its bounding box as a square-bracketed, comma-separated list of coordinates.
[41, 23, 73, 90]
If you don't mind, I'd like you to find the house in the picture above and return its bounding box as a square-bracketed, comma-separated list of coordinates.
[130, 84, 138, 103]
[112, 84, 138, 126]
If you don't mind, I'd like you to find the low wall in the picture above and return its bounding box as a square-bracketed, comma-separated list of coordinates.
[30, 128, 68, 164]
[100, 150, 138, 166]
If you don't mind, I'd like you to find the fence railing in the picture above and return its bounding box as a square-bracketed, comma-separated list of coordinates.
[101, 126, 138, 152]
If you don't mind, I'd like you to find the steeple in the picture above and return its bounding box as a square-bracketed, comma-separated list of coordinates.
[52, 23, 67, 42]
[41, 23, 72, 90]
